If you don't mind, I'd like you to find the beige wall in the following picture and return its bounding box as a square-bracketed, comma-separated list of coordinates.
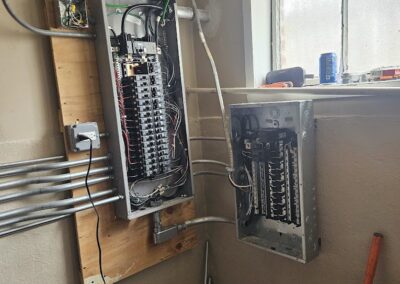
[0, 1, 80, 283]
[193, 0, 400, 283]
[198, 96, 400, 284]
[0, 1, 204, 283]
[2, 0, 400, 283]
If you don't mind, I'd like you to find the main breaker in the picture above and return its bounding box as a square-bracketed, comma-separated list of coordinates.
[90, 0, 194, 219]
[230, 101, 319, 263]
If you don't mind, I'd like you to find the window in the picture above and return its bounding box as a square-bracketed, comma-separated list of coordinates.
[274, 0, 400, 76]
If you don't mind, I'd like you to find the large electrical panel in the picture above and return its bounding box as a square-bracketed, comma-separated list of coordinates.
[230, 101, 318, 263]
[90, 0, 193, 219]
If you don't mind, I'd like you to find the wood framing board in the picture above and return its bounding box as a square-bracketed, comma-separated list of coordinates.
[43, 1, 197, 283]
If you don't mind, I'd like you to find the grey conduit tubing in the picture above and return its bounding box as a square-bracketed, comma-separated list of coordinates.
[0, 166, 112, 190]
[0, 215, 70, 239]
[0, 195, 122, 238]
[2, 0, 95, 39]
[0, 176, 112, 203]
[177, 216, 234, 231]
[0, 155, 65, 170]
[193, 171, 228, 177]
[0, 189, 116, 221]
[176, 6, 210, 22]
[192, 160, 229, 168]
[0, 195, 123, 228]
[190, 137, 226, 141]
[0, 156, 109, 178]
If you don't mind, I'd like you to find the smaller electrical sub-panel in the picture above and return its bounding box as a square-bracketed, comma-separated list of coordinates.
[230, 101, 318, 263]
[91, 0, 193, 220]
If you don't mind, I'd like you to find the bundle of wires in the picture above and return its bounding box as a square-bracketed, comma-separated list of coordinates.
[61, 1, 87, 28]
[110, 0, 188, 208]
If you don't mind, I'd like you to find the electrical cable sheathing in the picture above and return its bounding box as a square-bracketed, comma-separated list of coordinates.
[191, 0, 234, 171]
[82, 137, 106, 284]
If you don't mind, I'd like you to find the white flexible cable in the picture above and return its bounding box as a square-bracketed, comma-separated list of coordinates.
[191, 0, 234, 172]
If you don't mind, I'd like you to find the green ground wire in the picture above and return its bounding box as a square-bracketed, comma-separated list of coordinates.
[105, 3, 129, 9]
[161, 0, 170, 22]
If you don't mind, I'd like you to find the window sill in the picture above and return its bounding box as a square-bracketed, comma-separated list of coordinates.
[187, 81, 400, 101]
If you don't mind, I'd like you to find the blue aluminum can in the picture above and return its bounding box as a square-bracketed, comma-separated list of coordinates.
[319, 52, 337, 84]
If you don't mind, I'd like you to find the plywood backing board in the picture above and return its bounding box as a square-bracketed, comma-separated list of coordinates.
[43, 1, 197, 283]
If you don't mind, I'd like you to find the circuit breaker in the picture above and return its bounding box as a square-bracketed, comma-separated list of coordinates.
[230, 101, 319, 263]
[90, 0, 194, 220]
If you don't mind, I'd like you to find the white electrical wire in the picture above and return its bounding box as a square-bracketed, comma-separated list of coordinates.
[244, 165, 253, 216]
[166, 101, 182, 159]
[191, 0, 234, 172]
[228, 174, 251, 189]
[192, 159, 229, 168]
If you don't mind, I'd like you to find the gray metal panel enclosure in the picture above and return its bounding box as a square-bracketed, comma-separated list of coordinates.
[89, 0, 194, 220]
[230, 100, 318, 263]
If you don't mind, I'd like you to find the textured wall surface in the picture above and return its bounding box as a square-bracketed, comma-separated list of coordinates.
[0, 1, 80, 283]
[192, 0, 400, 283]
[2, 0, 399, 283]
[0, 0, 205, 283]
[199, 96, 400, 284]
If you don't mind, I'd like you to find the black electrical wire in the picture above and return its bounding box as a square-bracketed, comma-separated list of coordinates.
[109, 27, 117, 38]
[82, 137, 106, 284]
[154, 18, 160, 47]
[121, 4, 162, 36]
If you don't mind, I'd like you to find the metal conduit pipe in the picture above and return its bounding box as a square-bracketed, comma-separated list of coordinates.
[2, 0, 95, 38]
[0, 215, 70, 239]
[193, 171, 229, 177]
[190, 137, 226, 141]
[0, 156, 109, 178]
[177, 216, 235, 231]
[0, 195, 122, 238]
[0, 189, 116, 221]
[192, 160, 229, 168]
[0, 195, 123, 228]
[0, 176, 112, 204]
[153, 214, 234, 244]
[2, 0, 208, 39]
[176, 6, 209, 22]
[0, 166, 112, 191]
[0, 155, 65, 170]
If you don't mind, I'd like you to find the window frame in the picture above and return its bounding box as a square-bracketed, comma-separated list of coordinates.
[242, 0, 273, 87]
[272, 0, 349, 75]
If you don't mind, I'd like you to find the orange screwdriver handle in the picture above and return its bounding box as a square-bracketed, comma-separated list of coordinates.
[364, 233, 384, 284]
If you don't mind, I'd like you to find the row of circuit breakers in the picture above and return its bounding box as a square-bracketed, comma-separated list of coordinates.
[84, 1, 318, 263]
[91, 0, 194, 220]
[231, 101, 319, 263]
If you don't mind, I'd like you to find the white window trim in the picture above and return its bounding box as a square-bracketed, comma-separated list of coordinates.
[272, 0, 350, 75]
[242, 0, 272, 87]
